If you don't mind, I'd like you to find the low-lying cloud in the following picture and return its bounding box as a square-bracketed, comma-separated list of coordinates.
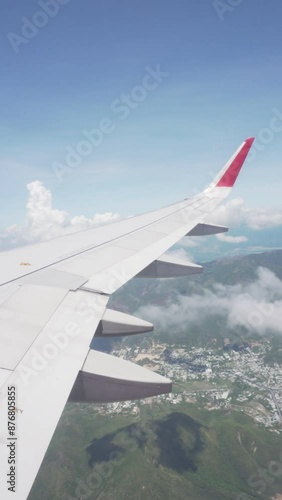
[136, 267, 282, 336]
[216, 233, 248, 244]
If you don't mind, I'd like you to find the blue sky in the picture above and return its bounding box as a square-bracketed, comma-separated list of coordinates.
[0, 0, 282, 238]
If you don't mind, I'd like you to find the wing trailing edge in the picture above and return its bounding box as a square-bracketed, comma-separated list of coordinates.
[137, 253, 202, 278]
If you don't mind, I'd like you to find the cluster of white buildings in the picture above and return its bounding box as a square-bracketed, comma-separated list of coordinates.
[96, 340, 282, 430]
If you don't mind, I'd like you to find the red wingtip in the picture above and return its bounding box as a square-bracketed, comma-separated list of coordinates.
[245, 137, 255, 145]
[216, 137, 255, 188]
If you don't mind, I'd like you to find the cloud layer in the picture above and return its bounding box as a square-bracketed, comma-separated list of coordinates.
[136, 267, 282, 336]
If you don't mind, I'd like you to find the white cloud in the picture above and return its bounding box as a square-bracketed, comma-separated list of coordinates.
[178, 237, 198, 248]
[1, 183, 281, 255]
[211, 197, 282, 230]
[136, 267, 282, 336]
[216, 233, 248, 244]
[167, 248, 195, 263]
[0, 180, 120, 249]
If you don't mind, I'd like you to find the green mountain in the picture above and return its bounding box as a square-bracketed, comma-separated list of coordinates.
[30, 403, 282, 500]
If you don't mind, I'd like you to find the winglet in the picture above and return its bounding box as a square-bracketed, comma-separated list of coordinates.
[215, 137, 255, 188]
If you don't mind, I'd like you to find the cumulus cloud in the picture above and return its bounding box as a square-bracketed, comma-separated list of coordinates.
[211, 197, 282, 230]
[0, 181, 120, 249]
[136, 267, 282, 336]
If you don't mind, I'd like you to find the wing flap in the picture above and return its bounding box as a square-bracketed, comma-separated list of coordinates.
[187, 223, 228, 236]
[137, 254, 202, 278]
[68, 350, 172, 403]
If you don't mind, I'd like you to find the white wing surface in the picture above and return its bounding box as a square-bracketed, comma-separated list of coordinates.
[0, 138, 254, 499]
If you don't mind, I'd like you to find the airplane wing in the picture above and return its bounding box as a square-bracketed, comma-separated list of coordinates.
[0, 137, 254, 499]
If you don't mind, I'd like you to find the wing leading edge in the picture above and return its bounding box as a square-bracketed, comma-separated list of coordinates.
[0, 138, 255, 499]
